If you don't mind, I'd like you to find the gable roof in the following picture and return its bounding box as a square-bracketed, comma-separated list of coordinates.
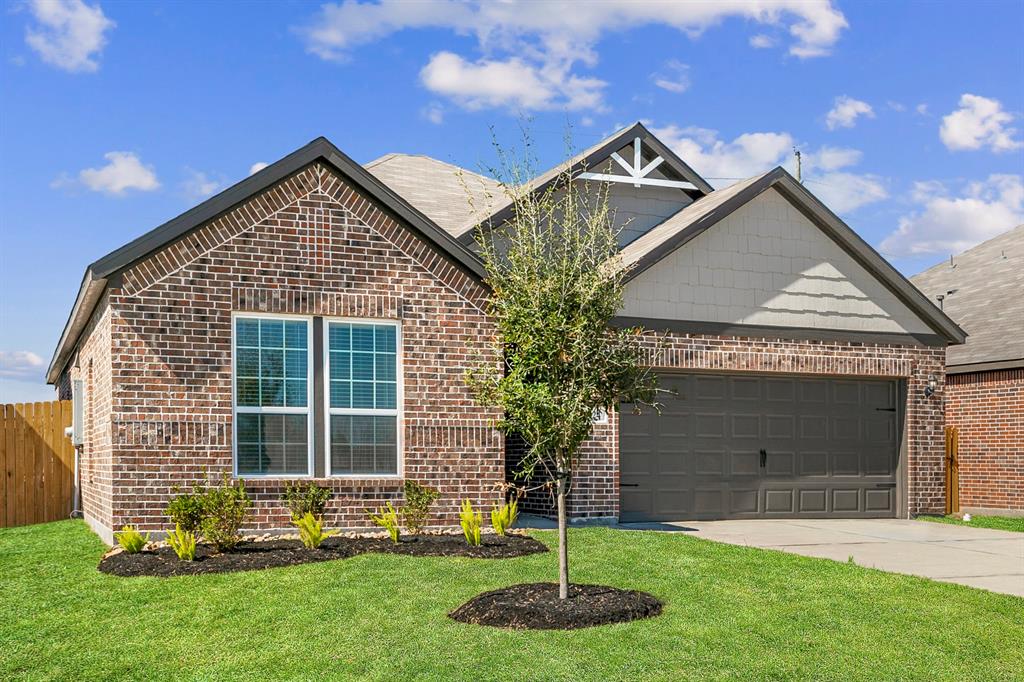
[47, 137, 488, 384]
[455, 121, 714, 245]
[364, 153, 502, 237]
[618, 167, 967, 345]
[910, 224, 1023, 371]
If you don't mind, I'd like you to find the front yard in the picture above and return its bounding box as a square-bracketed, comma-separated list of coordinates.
[1, 520, 1021, 681]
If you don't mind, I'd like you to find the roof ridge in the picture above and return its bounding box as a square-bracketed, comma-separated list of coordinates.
[365, 152, 499, 184]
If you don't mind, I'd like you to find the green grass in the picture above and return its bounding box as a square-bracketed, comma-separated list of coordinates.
[918, 514, 1024, 533]
[1, 521, 1021, 681]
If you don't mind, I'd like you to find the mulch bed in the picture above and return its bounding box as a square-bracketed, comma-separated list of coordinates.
[449, 582, 663, 630]
[99, 533, 547, 578]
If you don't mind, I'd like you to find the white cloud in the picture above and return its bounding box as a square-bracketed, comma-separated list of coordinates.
[57, 151, 160, 195]
[649, 123, 887, 214]
[808, 172, 888, 213]
[647, 124, 794, 181]
[915, 103, 929, 116]
[181, 168, 222, 200]
[0, 351, 44, 380]
[749, 33, 775, 48]
[887, 100, 906, 112]
[939, 94, 1022, 153]
[422, 102, 444, 124]
[420, 51, 606, 111]
[651, 60, 690, 94]
[825, 95, 874, 130]
[249, 162, 269, 176]
[299, 1, 847, 111]
[24, 0, 114, 73]
[881, 174, 1024, 257]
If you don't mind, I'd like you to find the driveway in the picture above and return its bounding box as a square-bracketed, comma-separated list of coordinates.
[618, 518, 1024, 597]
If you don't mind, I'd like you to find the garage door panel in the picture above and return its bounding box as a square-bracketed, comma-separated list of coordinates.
[619, 373, 900, 521]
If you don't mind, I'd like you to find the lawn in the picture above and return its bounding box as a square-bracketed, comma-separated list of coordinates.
[918, 514, 1024, 533]
[1, 521, 1021, 681]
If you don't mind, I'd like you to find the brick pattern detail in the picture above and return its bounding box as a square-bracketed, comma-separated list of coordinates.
[63, 162, 503, 537]
[945, 369, 1024, 511]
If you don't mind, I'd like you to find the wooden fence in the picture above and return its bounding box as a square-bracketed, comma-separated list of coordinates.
[945, 425, 960, 515]
[0, 401, 75, 528]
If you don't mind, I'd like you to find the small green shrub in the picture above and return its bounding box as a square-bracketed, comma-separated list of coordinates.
[401, 479, 440, 534]
[283, 481, 332, 520]
[459, 499, 482, 546]
[200, 473, 252, 551]
[115, 525, 149, 553]
[165, 491, 205, 534]
[368, 502, 401, 543]
[165, 524, 197, 561]
[293, 512, 338, 549]
[490, 498, 519, 536]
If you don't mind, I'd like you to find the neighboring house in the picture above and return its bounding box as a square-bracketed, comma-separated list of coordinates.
[48, 123, 965, 543]
[911, 226, 1024, 514]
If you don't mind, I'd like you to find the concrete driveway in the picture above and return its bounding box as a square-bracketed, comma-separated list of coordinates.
[620, 519, 1024, 597]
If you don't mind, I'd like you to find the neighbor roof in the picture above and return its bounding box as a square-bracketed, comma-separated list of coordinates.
[617, 167, 967, 346]
[47, 137, 487, 384]
[364, 153, 502, 237]
[910, 225, 1024, 371]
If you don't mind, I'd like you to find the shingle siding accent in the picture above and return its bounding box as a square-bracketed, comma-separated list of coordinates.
[946, 369, 1024, 512]
[70, 162, 502, 538]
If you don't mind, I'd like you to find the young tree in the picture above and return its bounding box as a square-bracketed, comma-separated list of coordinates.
[467, 148, 661, 599]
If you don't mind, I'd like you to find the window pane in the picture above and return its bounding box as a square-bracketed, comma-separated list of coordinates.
[285, 379, 307, 408]
[375, 382, 396, 410]
[237, 348, 259, 378]
[285, 350, 307, 379]
[260, 319, 284, 348]
[236, 319, 259, 347]
[236, 414, 308, 475]
[330, 380, 351, 409]
[261, 349, 284, 379]
[375, 325, 396, 353]
[352, 352, 373, 381]
[330, 415, 398, 475]
[352, 382, 374, 408]
[261, 379, 284, 407]
[284, 321, 307, 349]
[351, 325, 375, 352]
[329, 351, 350, 381]
[237, 378, 259, 407]
[375, 353, 395, 382]
[329, 324, 350, 351]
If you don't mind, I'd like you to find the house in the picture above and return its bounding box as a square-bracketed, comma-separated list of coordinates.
[47, 123, 965, 543]
[911, 226, 1023, 515]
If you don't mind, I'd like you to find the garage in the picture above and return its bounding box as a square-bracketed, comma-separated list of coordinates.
[620, 372, 903, 521]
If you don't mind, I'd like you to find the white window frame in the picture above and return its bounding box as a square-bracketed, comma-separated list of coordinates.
[231, 312, 315, 479]
[323, 317, 403, 479]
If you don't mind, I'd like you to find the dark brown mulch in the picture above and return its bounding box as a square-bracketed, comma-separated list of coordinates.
[98, 534, 547, 578]
[448, 582, 663, 630]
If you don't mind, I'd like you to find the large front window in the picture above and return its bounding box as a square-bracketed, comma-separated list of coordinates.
[233, 315, 312, 476]
[231, 315, 400, 478]
[326, 321, 399, 476]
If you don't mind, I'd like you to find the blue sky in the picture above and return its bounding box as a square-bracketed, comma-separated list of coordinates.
[1, 0, 1022, 402]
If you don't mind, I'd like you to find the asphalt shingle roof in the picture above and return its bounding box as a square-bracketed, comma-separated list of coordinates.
[910, 225, 1024, 369]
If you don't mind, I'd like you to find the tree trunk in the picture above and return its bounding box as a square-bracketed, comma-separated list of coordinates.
[557, 472, 569, 599]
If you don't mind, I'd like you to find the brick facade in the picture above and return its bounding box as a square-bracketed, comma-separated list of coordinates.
[945, 369, 1024, 512]
[62, 163, 504, 542]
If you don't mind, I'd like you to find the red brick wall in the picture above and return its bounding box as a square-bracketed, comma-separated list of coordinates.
[65, 162, 504, 538]
[945, 368, 1024, 512]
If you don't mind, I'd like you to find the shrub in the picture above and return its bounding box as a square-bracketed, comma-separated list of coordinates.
[115, 525, 149, 553]
[200, 473, 252, 551]
[490, 498, 519, 536]
[401, 479, 440, 534]
[459, 499, 482, 546]
[293, 512, 338, 549]
[283, 481, 332, 520]
[165, 524, 197, 561]
[368, 502, 400, 544]
[165, 492, 205, 534]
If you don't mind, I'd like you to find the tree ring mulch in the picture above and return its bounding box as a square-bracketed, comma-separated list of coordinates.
[99, 533, 547, 578]
[448, 582, 663, 630]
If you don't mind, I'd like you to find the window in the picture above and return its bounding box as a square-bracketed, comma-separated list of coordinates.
[326, 321, 400, 476]
[233, 315, 312, 476]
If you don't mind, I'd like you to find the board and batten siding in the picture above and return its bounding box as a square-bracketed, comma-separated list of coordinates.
[621, 187, 932, 335]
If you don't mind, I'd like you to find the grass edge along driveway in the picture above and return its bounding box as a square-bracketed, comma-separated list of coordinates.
[1, 520, 1021, 681]
[918, 513, 1024, 533]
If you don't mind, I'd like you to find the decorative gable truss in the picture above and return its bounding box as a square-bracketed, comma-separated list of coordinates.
[578, 137, 699, 191]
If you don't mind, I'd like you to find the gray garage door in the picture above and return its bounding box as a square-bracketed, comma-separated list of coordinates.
[620, 373, 901, 521]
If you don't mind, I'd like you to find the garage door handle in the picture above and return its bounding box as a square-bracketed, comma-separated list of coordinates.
[760, 449, 767, 468]
[875, 407, 896, 412]
[621, 483, 640, 487]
